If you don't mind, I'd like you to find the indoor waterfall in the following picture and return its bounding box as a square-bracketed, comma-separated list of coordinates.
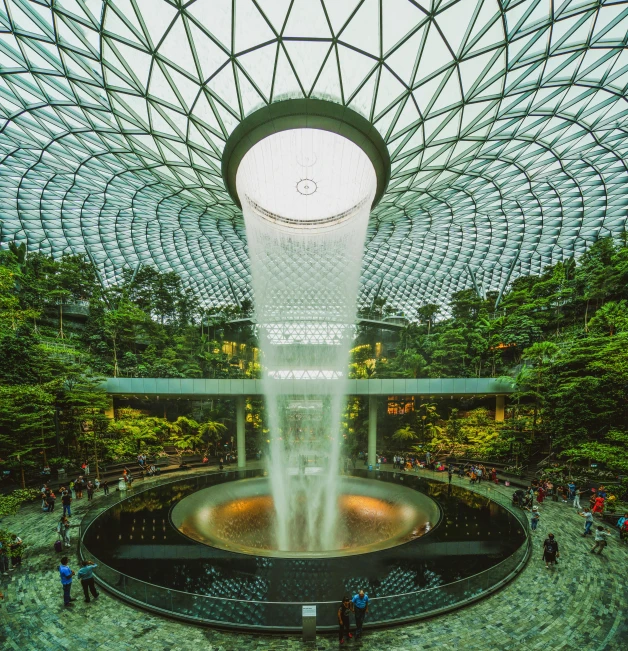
[237, 128, 376, 551]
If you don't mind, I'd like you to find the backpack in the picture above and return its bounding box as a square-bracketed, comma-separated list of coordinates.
[54, 540, 63, 553]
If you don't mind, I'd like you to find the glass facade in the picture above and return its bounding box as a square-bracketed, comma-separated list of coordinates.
[0, 0, 626, 311]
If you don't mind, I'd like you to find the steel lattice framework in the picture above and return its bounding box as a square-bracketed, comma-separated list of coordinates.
[0, 0, 626, 313]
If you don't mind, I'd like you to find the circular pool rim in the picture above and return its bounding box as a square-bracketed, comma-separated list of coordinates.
[169, 475, 443, 558]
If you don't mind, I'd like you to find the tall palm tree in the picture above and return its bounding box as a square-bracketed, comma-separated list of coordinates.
[199, 419, 227, 457]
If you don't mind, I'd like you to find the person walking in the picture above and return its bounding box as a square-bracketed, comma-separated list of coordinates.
[580, 508, 594, 536]
[62, 490, 72, 518]
[591, 526, 611, 555]
[491, 467, 497, 484]
[351, 589, 369, 639]
[86, 481, 94, 501]
[476, 467, 483, 484]
[78, 560, 99, 602]
[448, 465, 454, 484]
[59, 556, 75, 607]
[337, 595, 353, 644]
[542, 533, 559, 569]
[537, 485, 546, 504]
[102, 480, 109, 496]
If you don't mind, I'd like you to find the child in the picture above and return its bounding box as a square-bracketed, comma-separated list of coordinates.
[530, 506, 540, 531]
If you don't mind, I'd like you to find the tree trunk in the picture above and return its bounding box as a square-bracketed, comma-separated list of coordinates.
[112, 337, 119, 377]
[93, 428, 100, 480]
[20, 462, 25, 489]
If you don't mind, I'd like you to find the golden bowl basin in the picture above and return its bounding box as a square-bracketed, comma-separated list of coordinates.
[171, 476, 439, 558]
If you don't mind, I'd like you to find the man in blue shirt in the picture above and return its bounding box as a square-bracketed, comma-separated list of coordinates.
[351, 589, 369, 638]
[78, 560, 99, 602]
[58, 557, 75, 606]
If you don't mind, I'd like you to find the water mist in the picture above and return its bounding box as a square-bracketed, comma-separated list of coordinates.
[237, 128, 376, 551]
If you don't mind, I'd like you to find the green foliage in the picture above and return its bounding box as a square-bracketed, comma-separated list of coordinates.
[392, 425, 416, 443]
[0, 488, 40, 517]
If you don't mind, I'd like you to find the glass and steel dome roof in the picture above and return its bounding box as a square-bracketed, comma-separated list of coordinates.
[0, 0, 626, 312]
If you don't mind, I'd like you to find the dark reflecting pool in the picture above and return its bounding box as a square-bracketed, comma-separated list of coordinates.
[81, 469, 529, 630]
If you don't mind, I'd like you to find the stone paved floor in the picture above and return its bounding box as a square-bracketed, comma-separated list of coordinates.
[1, 466, 627, 651]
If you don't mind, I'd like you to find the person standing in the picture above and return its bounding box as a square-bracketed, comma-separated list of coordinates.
[9, 535, 22, 569]
[102, 480, 109, 496]
[592, 495, 605, 516]
[59, 556, 75, 607]
[86, 481, 94, 501]
[573, 488, 582, 510]
[491, 467, 497, 484]
[351, 589, 369, 638]
[580, 508, 594, 536]
[476, 466, 483, 484]
[542, 533, 559, 569]
[448, 465, 454, 484]
[591, 527, 611, 555]
[0, 540, 9, 576]
[61, 490, 72, 517]
[530, 506, 540, 532]
[46, 491, 56, 513]
[337, 595, 352, 644]
[61, 517, 71, 548]
[537, 485, 546, 504]
[78, 560, 99, 602]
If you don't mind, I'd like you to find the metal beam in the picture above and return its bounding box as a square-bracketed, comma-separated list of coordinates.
[495, 255, 519, 308]
[467, 264, 484, 300]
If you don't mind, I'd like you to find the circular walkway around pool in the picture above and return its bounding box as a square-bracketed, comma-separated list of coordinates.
[1, 463, 626, 650]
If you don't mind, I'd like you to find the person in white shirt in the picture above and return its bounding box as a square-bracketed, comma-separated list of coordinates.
[591, 526, 611, 555]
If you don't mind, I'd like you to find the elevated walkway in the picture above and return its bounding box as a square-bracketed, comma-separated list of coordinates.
[103, 377, 514, 398]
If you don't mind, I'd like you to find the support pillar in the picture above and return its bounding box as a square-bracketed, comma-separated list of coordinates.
[104, 396, 115, 419]
[236, 396, 246, 469]
[495, 395, 505, 423]
[368, 396, 377, 468]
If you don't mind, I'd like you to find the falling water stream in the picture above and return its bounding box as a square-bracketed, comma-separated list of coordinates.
[237, 128, 377, 551]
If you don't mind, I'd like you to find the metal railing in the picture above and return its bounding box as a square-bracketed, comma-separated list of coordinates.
[78, 469, 531, 631]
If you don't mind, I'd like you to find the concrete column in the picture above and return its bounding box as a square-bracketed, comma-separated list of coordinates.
[236, 396, 246, 469]
[495, 395, 505, 423]
[104, 396, 115, 419]
[368, 396, 377, 468]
